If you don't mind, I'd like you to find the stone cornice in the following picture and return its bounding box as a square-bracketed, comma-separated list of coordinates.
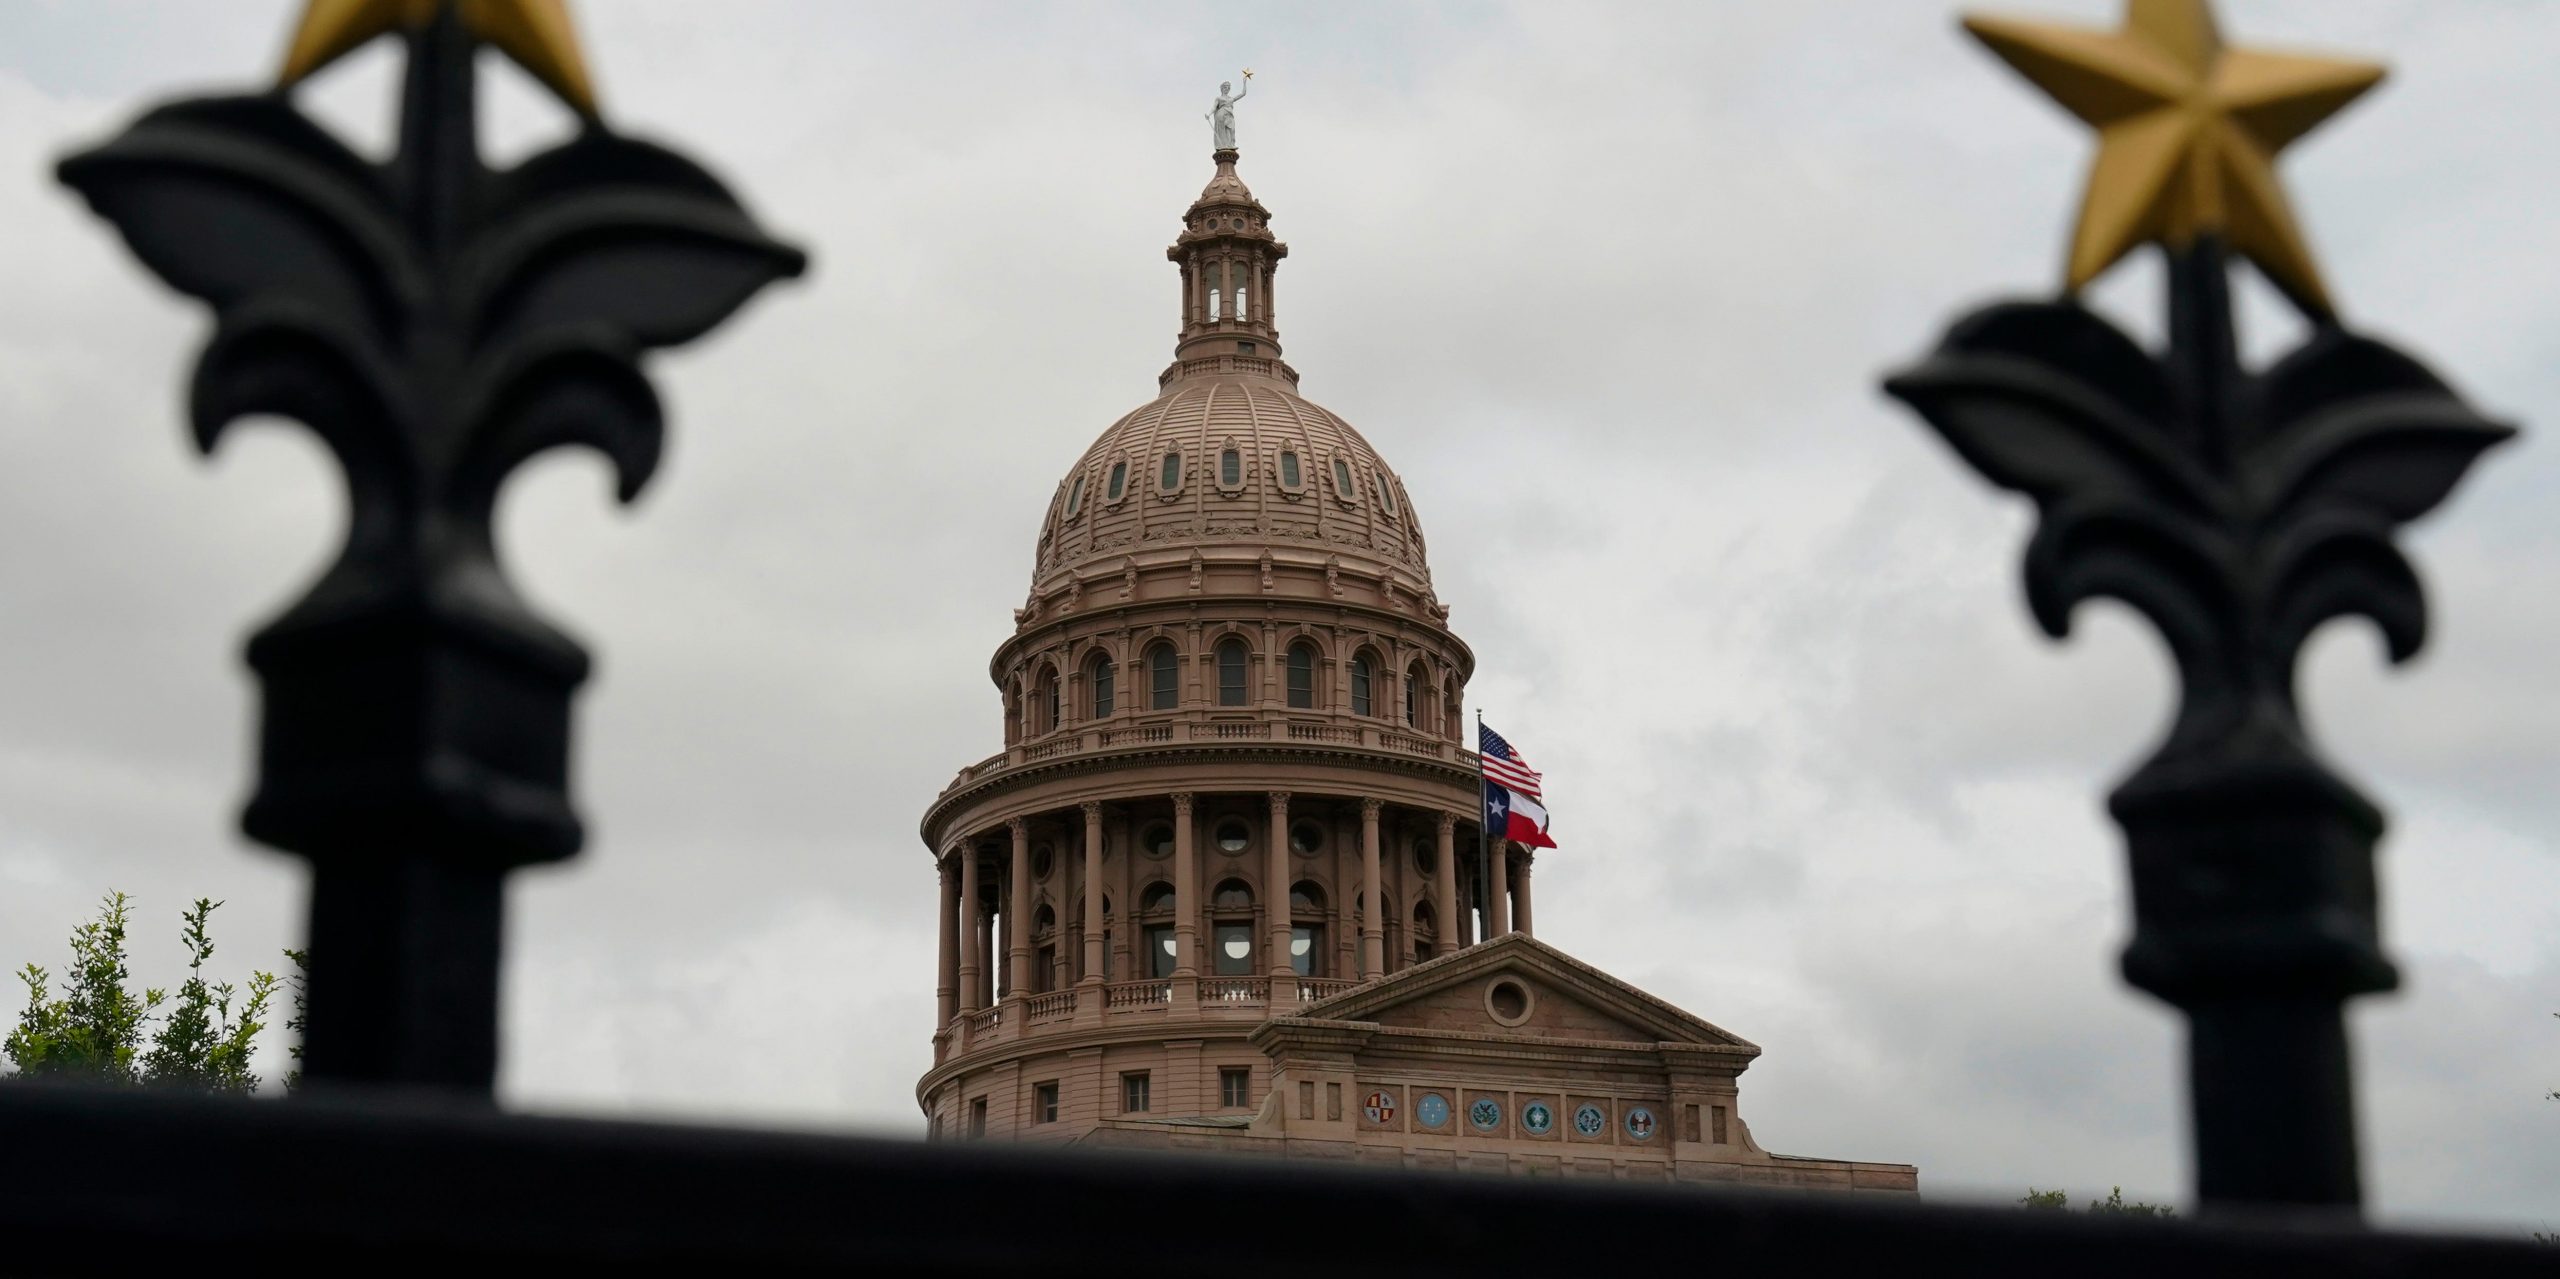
[920, 741, 1479, 847]
[993, 580, 1473, 682]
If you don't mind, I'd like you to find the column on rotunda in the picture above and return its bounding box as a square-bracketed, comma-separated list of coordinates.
[1266, 791, 1292, 992]
[1081, 802, 1106, 982]
[956, 845, 981, 1012]
[1433, 813, 1459, 957]
[936, 852, 959, 1025]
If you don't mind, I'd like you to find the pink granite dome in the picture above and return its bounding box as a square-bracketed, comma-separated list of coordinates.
[1031, 377, 1431, 589]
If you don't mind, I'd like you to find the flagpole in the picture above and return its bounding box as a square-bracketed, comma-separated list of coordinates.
[1475, 707, 1490, 946]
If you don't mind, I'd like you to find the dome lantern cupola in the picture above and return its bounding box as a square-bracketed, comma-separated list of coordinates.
[1164, 148, 1295, 389]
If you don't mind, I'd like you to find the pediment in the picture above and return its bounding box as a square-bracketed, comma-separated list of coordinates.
[1295, 933, 1758, 1051]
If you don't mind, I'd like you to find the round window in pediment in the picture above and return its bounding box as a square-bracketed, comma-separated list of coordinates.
[1485, 977, 1533, 1027]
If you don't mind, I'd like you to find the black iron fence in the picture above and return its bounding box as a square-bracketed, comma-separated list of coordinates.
[0, 5, 2543, 1272]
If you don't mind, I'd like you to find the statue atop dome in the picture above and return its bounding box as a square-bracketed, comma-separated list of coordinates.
[1207, 70, 1251, 149]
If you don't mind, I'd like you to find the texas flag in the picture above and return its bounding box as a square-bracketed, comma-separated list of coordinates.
[1479, 723, 1557, 849]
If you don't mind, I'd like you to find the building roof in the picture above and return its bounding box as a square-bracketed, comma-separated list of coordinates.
[1270, 932, 1765, 1057]
[1026, 148, 1435, 598]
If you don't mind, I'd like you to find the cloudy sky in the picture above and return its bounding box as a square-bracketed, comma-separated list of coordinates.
[2, 0, 2552, 1233]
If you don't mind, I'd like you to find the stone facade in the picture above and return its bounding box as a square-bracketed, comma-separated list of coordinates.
[915, 145, 1915, 1197]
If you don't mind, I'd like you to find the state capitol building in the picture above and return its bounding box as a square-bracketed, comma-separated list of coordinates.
[914, 136, 1916, 1193]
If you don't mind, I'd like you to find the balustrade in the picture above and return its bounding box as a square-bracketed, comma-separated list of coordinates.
[1284, 722, 1360, 744]
[1197, 977, 1269, 1005]
[1103, 979, 1173, 1009]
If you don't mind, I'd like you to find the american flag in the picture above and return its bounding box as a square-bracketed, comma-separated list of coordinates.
[1477, 724, 1543, 799]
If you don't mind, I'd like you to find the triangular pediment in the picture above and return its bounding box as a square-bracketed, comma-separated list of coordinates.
[1292, 933, 1758, 1051]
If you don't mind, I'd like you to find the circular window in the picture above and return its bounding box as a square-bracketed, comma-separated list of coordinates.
[1215, 819, 1251, 855]
[1140, 823, 1174, 859]
[1625, 1106, 1658, 1142]
[1416, 1092, 1451, 1130]
[1468, 1097, 1503, 1132]
[1572, 1104, 1607, 1138]
[1412, 838, 1435, 873]
[1290, 821, 1325, 856]
[1485, 978, 1533, 1026]
[1522, 1101, 1555, 1136]
[1031, 844, 1054, 879]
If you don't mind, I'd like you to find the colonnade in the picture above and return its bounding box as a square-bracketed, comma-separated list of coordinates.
[932, 793, 1538, 1028]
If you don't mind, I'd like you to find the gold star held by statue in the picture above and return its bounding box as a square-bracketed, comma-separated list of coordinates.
[278, 0, 598, 117]
[1963, 0, 2383, 315]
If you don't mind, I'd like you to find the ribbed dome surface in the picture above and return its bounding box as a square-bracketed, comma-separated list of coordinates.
[1032, 376, 1431, 587]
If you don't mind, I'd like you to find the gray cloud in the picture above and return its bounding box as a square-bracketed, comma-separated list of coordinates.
[0, 0, 2550, 1235]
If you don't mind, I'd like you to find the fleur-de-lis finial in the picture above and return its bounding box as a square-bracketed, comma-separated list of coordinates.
[1888, 0, 2511, 1212]
[58, 0, 801, 1093]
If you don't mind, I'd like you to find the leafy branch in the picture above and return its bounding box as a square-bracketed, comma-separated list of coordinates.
[5, 892, 294, 1094]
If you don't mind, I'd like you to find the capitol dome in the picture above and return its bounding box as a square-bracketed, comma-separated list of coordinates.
[1032, 378, 1433, 591]
[1027, 148, 1434, 606]
[921, 143, 1505, 1137]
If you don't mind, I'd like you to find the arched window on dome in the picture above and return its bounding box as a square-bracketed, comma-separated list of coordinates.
[1138, 881, 1176, 979]
[1290, 881, 1328, 978]
[1378, 475, 1399, 518]
[1277, 449, 1304, 493]
[1207, 260, 1226, 321]
[1147, 643, 1179, 711]
[1350, 651, 1376, 717]
[1031, 666, 1060, 735]
[1088, 652, 1115, 719]
[1404, 662, 1424, 728]
[1216, 638, 1249, 707]
[1443, 675, 1460, 740]
[1219, 447, 1241, 489]
[1210, 878, 1254, 976]
[1106, 460, 1128, 503]
[1331, 457, 1356, 504]
[1286, 642, 1318, 710]
[1032, 904, 1059, 994]
[1065, 473, 1085, 519]
[1159, 449, 1183, 497]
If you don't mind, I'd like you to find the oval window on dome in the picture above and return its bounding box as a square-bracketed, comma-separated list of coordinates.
[1160, 450, 1182, 496]
[1378, 476, 1399, 518]
[1279, 450, 1303, 492]
[1220, 448, 1241, 489]
[1065, 474, 1085, 519]
[1332, 457, 1356, 503]
[1106, 461, 1127, 503]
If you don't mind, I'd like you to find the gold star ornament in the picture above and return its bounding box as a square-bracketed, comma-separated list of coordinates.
[278, 0, 598, 117]
[1963, 0, 2383, 315]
